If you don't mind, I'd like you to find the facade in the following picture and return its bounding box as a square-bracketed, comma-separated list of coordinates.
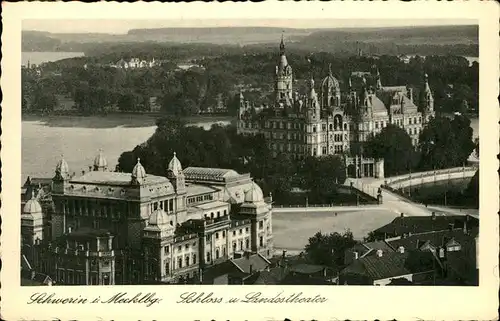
[21, 150, 273, 285]
[237, 38, 435, 167]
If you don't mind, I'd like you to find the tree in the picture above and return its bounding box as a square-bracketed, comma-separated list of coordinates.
[364, 124, 417, 176]
[304, 230, 358, 270]
[418, 115, 475, 170]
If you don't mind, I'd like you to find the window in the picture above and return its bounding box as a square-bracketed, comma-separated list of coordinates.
[246, 239, 250, 249]
[239, 229, 242, 235]
[232, 242, 237, 252]
[322, 147, 327, 155]
[178, 246, 181, 252]
[164, 246, 169, 255]
[233, 231, 236, 236]
[223, 246, 226, 256]
[206, 252, 211, 262]
[245, 227, 249, 233]
[178, 257, 183, 269]
[259, 221, 264, 229]
[224, 210, 227, 216]
[329, 124, 333, 131]
[206, 235, 210, 242]
[375, 122, 379, 129]
[222, 231, 226, 238]
[215, 232, 219, 239]
[210, 213, 214, 219]
[185, 244, 189, 250]
[259, 236, 264, 247]
[409, 118, 412, 125]
[192, 254, 197, 265]
[216, 249, 220, 259]
[312, 126, 317, 133]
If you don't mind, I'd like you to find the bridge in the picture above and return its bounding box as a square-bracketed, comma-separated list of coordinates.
[345, 166, 478, 217]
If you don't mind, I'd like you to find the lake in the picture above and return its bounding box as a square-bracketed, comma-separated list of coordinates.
[21, 115, 233, 183]
[21, 115, 478, 183]
[22, 52, 85, 67]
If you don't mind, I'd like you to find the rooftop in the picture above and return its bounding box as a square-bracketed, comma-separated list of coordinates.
[70, 171, 168, 186]
[194, 200, 229, 210]
[186, 184, 220, 197]
[373, 215, 475, 237]
[184, 167, 241, 182]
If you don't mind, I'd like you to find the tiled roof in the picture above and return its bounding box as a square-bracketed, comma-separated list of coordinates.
[290, 264, 325, 275]
[371, 96, 389, 115]
[71, 171, 168, 186]
[386, 228, 478, 252]
[373, 215, 474, 236]
[341, 250, 435, 281]
[232, 253, 270, 273]
[251, 268, 285, 285]
[184, 167, 240, 181]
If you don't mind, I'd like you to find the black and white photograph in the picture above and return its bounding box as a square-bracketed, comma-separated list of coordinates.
[2, 2, 499, 320]
[19, 18, 483, 287]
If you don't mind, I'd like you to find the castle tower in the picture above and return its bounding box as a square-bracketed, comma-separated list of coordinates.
[275, 35, 293, 106]
[420, 73, 434, 122]
[320, 63, 341, 110]
[239, 182, 273, 259]
[93, 149, 108, 171]
[305, 76, 322, 156]
[142, 208, 175, 282]
[167, 152, 186, 194]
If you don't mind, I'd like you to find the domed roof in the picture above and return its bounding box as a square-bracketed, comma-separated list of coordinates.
[23, 191, 42, 215]
[93, 149, 108, 170]
[148, 208, 169, 226]
[244, 182, 264, 203]
[55, 155, 70, 178]
[131, 158, 146, 184]
[321, 64, 340, 90]
[168, 152, 183, 176]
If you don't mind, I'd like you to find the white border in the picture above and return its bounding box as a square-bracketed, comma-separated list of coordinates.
[2, 2, 499, 320]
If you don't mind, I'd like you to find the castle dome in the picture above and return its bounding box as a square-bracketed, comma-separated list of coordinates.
[23, 191, 42, 215]
[131, 158, 146, 184]
[148, 208, 169, 226]
[93, 149, 108, 171]
[244, 182, 264, 203]
[321, 64, 340, 91]
[168, 152, 183, 176]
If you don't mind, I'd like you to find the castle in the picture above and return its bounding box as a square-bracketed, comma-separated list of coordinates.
[21, 151, 273, 285]
[237, 37, 435, 177]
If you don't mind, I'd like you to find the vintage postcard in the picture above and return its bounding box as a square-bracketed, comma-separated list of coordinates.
[2, 1, 499, 320]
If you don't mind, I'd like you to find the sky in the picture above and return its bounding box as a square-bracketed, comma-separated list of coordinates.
[23, 19, 476, 34]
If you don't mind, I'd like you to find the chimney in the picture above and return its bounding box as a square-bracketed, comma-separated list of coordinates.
[431, 212, 436, 220]
[82, 170, 85, 176]
[376, 249, 383, 257]
[31, 270, 36, 280]
[249, 264, 253, 274]
[88, 166, 92, 172]
[400, 212, 404, 218]
[353, 251, 359, 260]
[398, 246, 405, 254]
[463, 220, 468, 235]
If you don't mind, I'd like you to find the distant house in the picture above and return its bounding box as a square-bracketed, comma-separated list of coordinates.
[341, 224, 479, 286]
[339, 247, 436, 286]
[371, 213, 478, 240]
[201, 252, 271, 284]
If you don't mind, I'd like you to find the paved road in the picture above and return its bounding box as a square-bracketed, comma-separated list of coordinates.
[353, 177, 434, 217]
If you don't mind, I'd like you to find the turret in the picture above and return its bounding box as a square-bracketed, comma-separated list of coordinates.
[375, 69, 382, 90]
[275, 35, 293, 105]
[93, 149, 108, 172]
[306, 75, 320, 122]
[167, 152, 186, 193]
[131, 158, 147, 185]
[52, 155, 70, 194]
[420, 73, 434, 121]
